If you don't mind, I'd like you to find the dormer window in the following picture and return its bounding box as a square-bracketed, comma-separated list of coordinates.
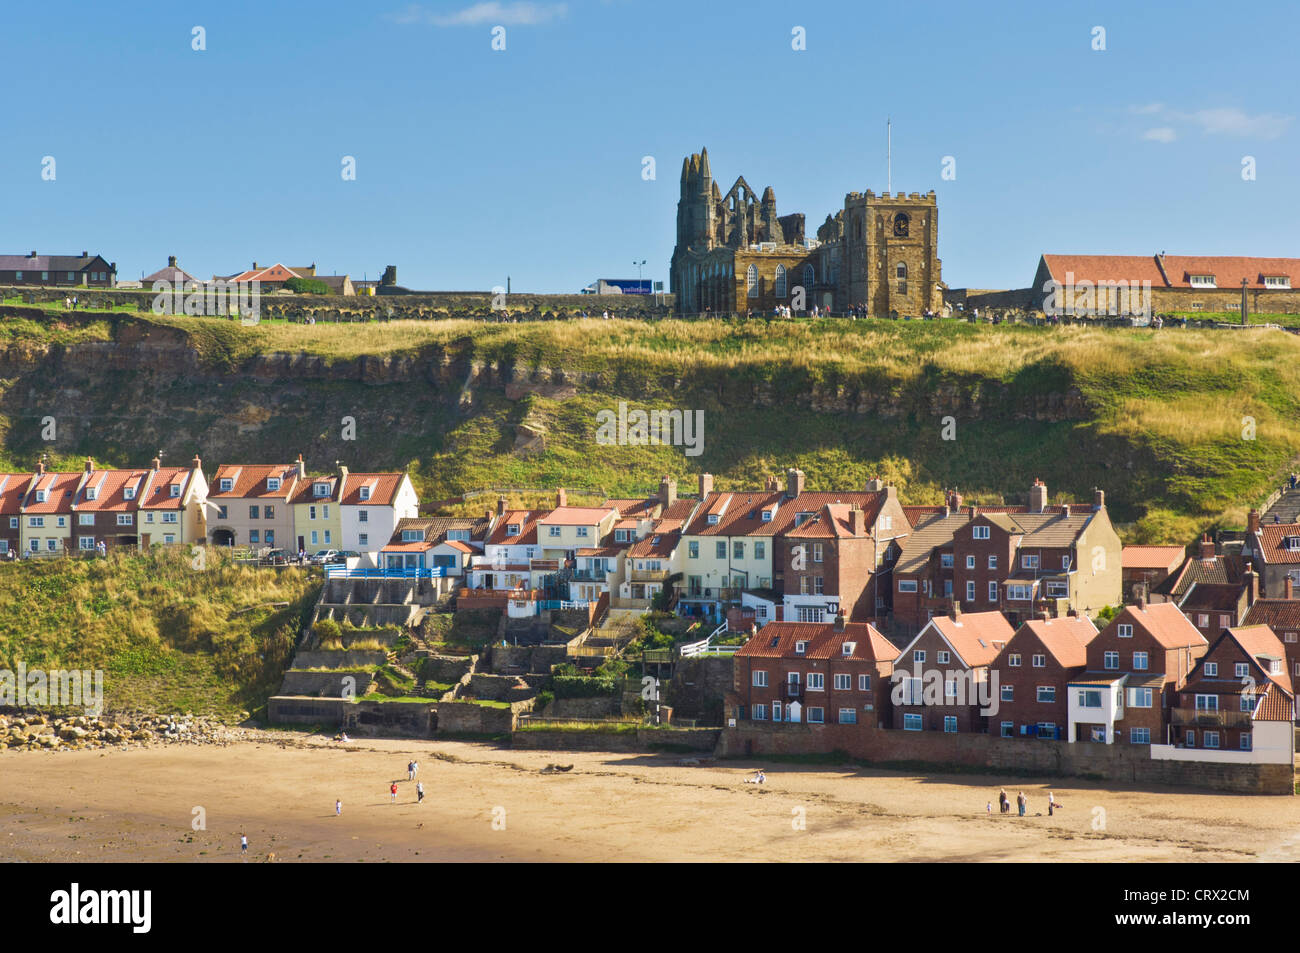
[170, 484, 181, 498]
[448, 529, 469, 541]
[123, 486, 135, 501]
[314, 483, 330, 497]
[842, 642, 856, 656]
[359, 486, 371, 501]
[795, 640, 807, 655]
[85, 486, 98, 501]
[1189, 275, 1216, 288]
[1286, 536, 1300, 552]
[267, 477, 281, 492]
[35, 489, 47, 503]
[402, 529, 423, 542]
[760, 509, 773, 522]
[707, 514, 720, 525]
[219, 478, 233, 492]
[507, 523, 520, 536]
[794, 512, 813, 527]
[1264, 276, 1290, 289]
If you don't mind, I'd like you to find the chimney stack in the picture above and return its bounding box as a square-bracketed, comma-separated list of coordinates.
[950, 601, 962, 623]
[1093, 488, 1105, 511]
[699, 472, 713, 498]
[658, 475, 677, 508]
[150, 456, 160, 470]
[36, 458, 46, 475]
[497, 495, 508, 517]
[168, 255, 177, 268]
[1286, 576, 1295, 600]
[1198, 535, 1215, 560]
[849, 504, 866, 537]
[192, 455, 201, 470]
[1136, 595, 1147, 611]
[967, 504, 978, 520]
[252, 261, 259, 270]
[764, 474, 780, 493]
[297, 454, 306, 479]
[1062, 504, 1071, 518]
[84, 457, 94, 473]
[1248, 508, 1261, 534]
[833, 610, 846, 632]
[947, 488, 962, 510]
[1246, 568, 1259, 606]
[786, 467, 805, 499]
[1029, 479, 1047, 513]
[865, 476, 884, 492]
[556, 487, 567, 508]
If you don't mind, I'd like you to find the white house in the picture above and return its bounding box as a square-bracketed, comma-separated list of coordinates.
[337, 468, 418, 564]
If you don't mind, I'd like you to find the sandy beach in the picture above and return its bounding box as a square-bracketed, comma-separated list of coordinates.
[1, 734, 1297, 862]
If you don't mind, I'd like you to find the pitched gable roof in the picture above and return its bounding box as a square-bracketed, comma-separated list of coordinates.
[905, 611, 1014, 668]
[1111, 601, 1207, 650]
[737, 621, 897, 662]
[1004, 616, 1098, 669]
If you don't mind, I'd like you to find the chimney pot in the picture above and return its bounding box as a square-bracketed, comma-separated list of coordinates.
[497, 495, 508, 517]
[786, 467, 805, 499]
[556, 487, 567, 508]
[84, 457, 93, 473]
[1093, 488, 1105, 510]
[168, 255, 177, 268]
[1248, 508, 1261, 534]
[1286, 576, 1294, 600]
[699, 473, 714, 498]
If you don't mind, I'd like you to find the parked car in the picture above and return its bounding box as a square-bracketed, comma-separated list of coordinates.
[331, 550, 361, 562]
[260, 549, 290, 566]
[310, 549, 339, 565]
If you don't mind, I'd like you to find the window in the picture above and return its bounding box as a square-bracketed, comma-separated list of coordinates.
[903, 713, 922, 731]
[965, 555, 975, 569]
[1185, 730, 1195, 746]
[219, 478, 233, 492]
[1264, 276, 1290, 289]
[116, 514, 133, 526]
[507, 523, 520, 536]
[249, 505, 260, 519]
[359, 510, 369, 523]
[162, 512, 177, 524]
[1132, 651, 1148, 671]
[28, 516, 43, 528]
[358, 533, 368, 547]
[264, 506, 274, 520]
[1240, 732, 1253, 750]
[402, 530, 423, 542]
[1008, 584, 1032, 600]
[966, 581, 975, 601]
[309, 506, 317, 521]
[913, 650, 926, 664]
[1022, 554, 1039, 569]
[314, 483, 330, 497]
[1032, 654, 1045, 668]
[714, 541, 725, 559]
[1103, 651, 1118, 670]
[85, 486, 98, 501]
[988, 555, 997, 569]
[1008, 653, 1021, 667]
[814, 576, 824, 595]
[752, 704, 767, 721]
[264, 531, 274, 544]
[1234, 662, 1248, 679]
[941, 553, 953, 568]
[1117, 623, 1132, 638]
[1130, 727, 1151, 744]
[795, 641, 808, 656]
[1001, 685, 1014, 702]
[1129, 687, 1153, 708]
[123, 486, 136, 501]
[7, 518, 15, 529]
[937, 650, 950, 665]
[733, 541, 744, 559]
[834, 674, 851, 690]
[1194, 694, 1219, 711]
[163, 534, 175, 544]
[973, 525, 990, 540]
[358, 486, 371, 501]
[1001, 722, 1013, 738]
[249, 530, 259, 544]
[988, 581, 998, 602]
[813, 544, 823, 563]
[752, 670, 768, 687]
[324, 530, 331, 544]
[79, 537, 95, 551]
[746, 265, 758, 297]
[1204, 731, 1220, 749]
[688, 541, 699, 559]
[838, 708, 856, 725]
[46, 539, 56, 552]
[772, 701, 782, 722]
[944, 679, 957, 700]
[322, 505, 329, 519]
[1077, 690, 1102, 708]
[1036, 686, 1055, 703]
[216, 505, 227, 520]
[614, 529, 629, 543]
[267, 477, 281, 492]
[35, 489, 47, 503]
[898, 580, 918, 592]
[943, 715, 957, 733]
[859, 674, 871, 691]
[754, 541, 765, 560]
[706, 514, 719, 526]
[1189, 275, 1216, 288]
[1240, 693, 1255, 712]
[774, 265, 787, 298]
[311, 531, 318, 546]
[78, 514, 94, 526]
[807, 673, 823, 691]
[1204, 662, 1218, 677]
[806, 707, 824, 724]
[1197, 613, 1209, 627]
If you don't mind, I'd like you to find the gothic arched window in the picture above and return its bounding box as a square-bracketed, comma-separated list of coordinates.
[746, 264, 758, 297]
[803, 264, 815, 290]
[775, 265, 787, 298]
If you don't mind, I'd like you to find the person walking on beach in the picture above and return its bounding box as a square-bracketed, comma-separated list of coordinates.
[417, 781, 425, 804]
[390, 781, 398, 803]
[412, 760, 419, 780]
[407, 761, 414, 781]
[241, 834, 248, 856]
[1017, 791, 1027, 817]
[335, 799, 342, 817]
[998, 788, 1008, 814]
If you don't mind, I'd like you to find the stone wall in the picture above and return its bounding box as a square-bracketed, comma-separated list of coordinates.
[716, 723, 1293, 795]
[278, 670, 373, 698]
[267, 696, 350, 725]
[547, 696, 619, 719]
[291, 649, 387, 670]
[344, 700, 433, 737]
[489, 643, 567, 675]
[512, 727, 722, 752]
[420, 653, 476, 684]
[434, 701, 518, 735]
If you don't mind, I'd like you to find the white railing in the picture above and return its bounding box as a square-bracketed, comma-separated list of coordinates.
[679, 621, 738, 658]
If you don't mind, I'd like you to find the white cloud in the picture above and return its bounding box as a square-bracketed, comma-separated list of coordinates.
[1142, 126, 1176, 143]
[387, 2, 568, 26]
[1126, 103, 1292, 141]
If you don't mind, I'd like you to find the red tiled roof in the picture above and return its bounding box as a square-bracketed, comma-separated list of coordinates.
[1160, 255, 1300, 289]
[1042, 254, 1167, 286]
[683, 490, 887, 539]
[1004, 616, 1099, 669]
[289, 475, 337, 504]
[1122, 545, 1186, 570]
[225, 263, 301, 283]
[1242, 600, 1300, 632]
[920, 611, 1016, 668]
[1255, 682, 1295, 722]
[1227, 625, 1292, 693]
[1251, 524, 1300, 565]
[76, 469, 149, 512]
[0, 474, 29, 515]
[139, 467, 194, 510]
[210, 464, 298, 500]
[737, 621, 897, 662]
[339, 472, 406, 507]
[22, 472, 82, 513]
[1113, 601, 1207, 650]
[627, 531, 679, 558]
[486, 510, 540, 546]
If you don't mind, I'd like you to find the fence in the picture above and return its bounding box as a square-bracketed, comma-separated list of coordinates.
[325, 566, 445, 579]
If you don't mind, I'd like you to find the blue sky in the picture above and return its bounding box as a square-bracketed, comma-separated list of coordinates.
[2, 0, 1297, 292]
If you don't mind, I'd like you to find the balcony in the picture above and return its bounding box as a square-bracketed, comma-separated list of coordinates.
[571, 569, 609, 582]
[630, 567, 670, 582]
[1169, 708, 1253, 730]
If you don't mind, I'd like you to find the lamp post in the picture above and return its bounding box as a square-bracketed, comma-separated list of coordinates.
[634, 259, 646, 293]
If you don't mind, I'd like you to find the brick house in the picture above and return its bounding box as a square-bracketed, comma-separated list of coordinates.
[1066, 601, 1207, 745]
[1178, 572, 1257, 640]
[1121, 544, 1186, 602]
[1240, 585, 1300, 694]
[1149, 535, 1248, 604]
[1169, 625, 1294, 752]
[0, 474, 28, 556]
[1242, 510, 1300, 599]
[729, 615, 898, 732]
[892, 607, 1014, 733]
[893, 481, 1121, 635]
[988, 614, 1099, 741]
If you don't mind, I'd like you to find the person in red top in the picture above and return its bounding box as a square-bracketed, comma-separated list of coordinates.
[390, 781, 398, 803]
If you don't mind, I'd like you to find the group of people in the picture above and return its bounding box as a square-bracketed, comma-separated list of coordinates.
[992, 788, 1059, 817]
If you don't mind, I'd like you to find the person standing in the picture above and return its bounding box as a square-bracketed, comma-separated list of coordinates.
[412, 760, 419, 780]
[1017, 791, 1026, 817]
[335, 799, 342, 817]
[416, 781, 425, 804]
[998, 788, 1008, 814]
[390, 781, 398, 803]
[241, 834, 248, 856]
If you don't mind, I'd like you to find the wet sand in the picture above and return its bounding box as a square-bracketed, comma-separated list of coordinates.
[1, 734, 1295, 862]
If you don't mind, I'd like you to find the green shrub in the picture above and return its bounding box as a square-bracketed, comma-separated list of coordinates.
[551, 675, 619, 698]
[284, 276, 330, 295]
[533, 689, 554, 711]
[312, 618, 342, 644]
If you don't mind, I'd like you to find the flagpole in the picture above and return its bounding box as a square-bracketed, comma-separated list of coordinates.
[887, 118, 891, 193]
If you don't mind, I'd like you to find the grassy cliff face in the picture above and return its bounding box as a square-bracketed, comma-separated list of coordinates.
[0, 549, 319, 719]
[2, 308, 1298, 543]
